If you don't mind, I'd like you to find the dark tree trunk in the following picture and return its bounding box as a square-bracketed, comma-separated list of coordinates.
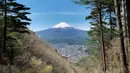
[97, 4, 106, 73]
[3, 0, 7, 53]
[114, 0, 128, 73]
[109, 6, 113, 40]
[0, 0, 4, 56]
[126, 0, 130, 43]
[122, 0, 127, 37]
[122, 0, 129, 58]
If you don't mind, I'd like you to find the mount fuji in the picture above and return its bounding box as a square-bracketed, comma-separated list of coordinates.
[53, 22, 72, 28]
[36, 22, 89, 45]
[36, 22, 89, 62]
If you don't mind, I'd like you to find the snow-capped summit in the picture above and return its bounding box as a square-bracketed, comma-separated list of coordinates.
[53, 22, 72, 28]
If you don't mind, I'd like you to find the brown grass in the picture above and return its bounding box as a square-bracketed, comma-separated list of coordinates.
[21, 32, 80, 73]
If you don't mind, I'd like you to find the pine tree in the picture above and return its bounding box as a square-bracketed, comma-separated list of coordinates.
[126, 0, 130, 42]
[0, 0, 4, 53]
[74, 0, 109, 72]
[0, 0, 31, 64]
[97, 3, 106, 73]
[114, 0, 128, 73]
[3, 0, 7, 54]
[7, 0, 31, 33]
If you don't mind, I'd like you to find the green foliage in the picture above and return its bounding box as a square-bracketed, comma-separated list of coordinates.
[75, 39, 101, 73]
[74, 0, 122, 73]
[7, 0, 31, 33]
[0, 31, 81, 73]
[86, 39, 100, 57]
[75, 0, 117, 41]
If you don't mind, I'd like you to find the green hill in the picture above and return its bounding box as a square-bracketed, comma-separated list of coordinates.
[0, 32, 83, 73]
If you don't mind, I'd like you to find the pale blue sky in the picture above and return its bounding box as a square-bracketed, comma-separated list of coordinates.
[17, 0, 91, 31]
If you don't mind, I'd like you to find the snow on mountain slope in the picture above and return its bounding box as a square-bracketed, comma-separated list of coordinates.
[36, 22, 89, 62]
[36, 22, 89, 44]
[53, 22, 72, 28]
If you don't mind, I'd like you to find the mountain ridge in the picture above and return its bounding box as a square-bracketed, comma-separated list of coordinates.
[36, 27, 88, 45]
[36, 22, 89, 62]
[53, 22, 72, 28]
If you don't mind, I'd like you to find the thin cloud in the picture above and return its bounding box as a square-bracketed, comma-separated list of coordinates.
[31, 13, 46, 15]
[53, 12, 87, 15]
[74, 23, 91, 31]
[31, 12, 87, 15]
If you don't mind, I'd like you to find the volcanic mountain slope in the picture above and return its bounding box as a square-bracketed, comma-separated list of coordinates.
[36, 22, 89, 45]
[36, 22, 89, 62]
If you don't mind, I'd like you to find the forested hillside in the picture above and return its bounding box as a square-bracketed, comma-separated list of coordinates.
[0, 0, 81, 73]
[74, 0, 130, 73]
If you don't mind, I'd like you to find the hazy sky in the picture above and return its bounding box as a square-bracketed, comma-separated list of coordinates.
[17, 0, 91, 31]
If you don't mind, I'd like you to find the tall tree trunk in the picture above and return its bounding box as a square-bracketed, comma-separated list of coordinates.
[3, 0, 7, 53]
[122, 0, 129, 58]
[97, 4, 106, 73]
[122, 0, 127, 37]
[114, 0, 128, 73]
[126, 0, 130, 43]
[0, 0, 4, 56]
[109, 6, 113, 40]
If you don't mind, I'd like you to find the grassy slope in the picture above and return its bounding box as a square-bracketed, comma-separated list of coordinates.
[74, 38, 130, 73]
[22, 32, 82, 73]
[0, 31, 84, 73]
[106, 38, 130, 73]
